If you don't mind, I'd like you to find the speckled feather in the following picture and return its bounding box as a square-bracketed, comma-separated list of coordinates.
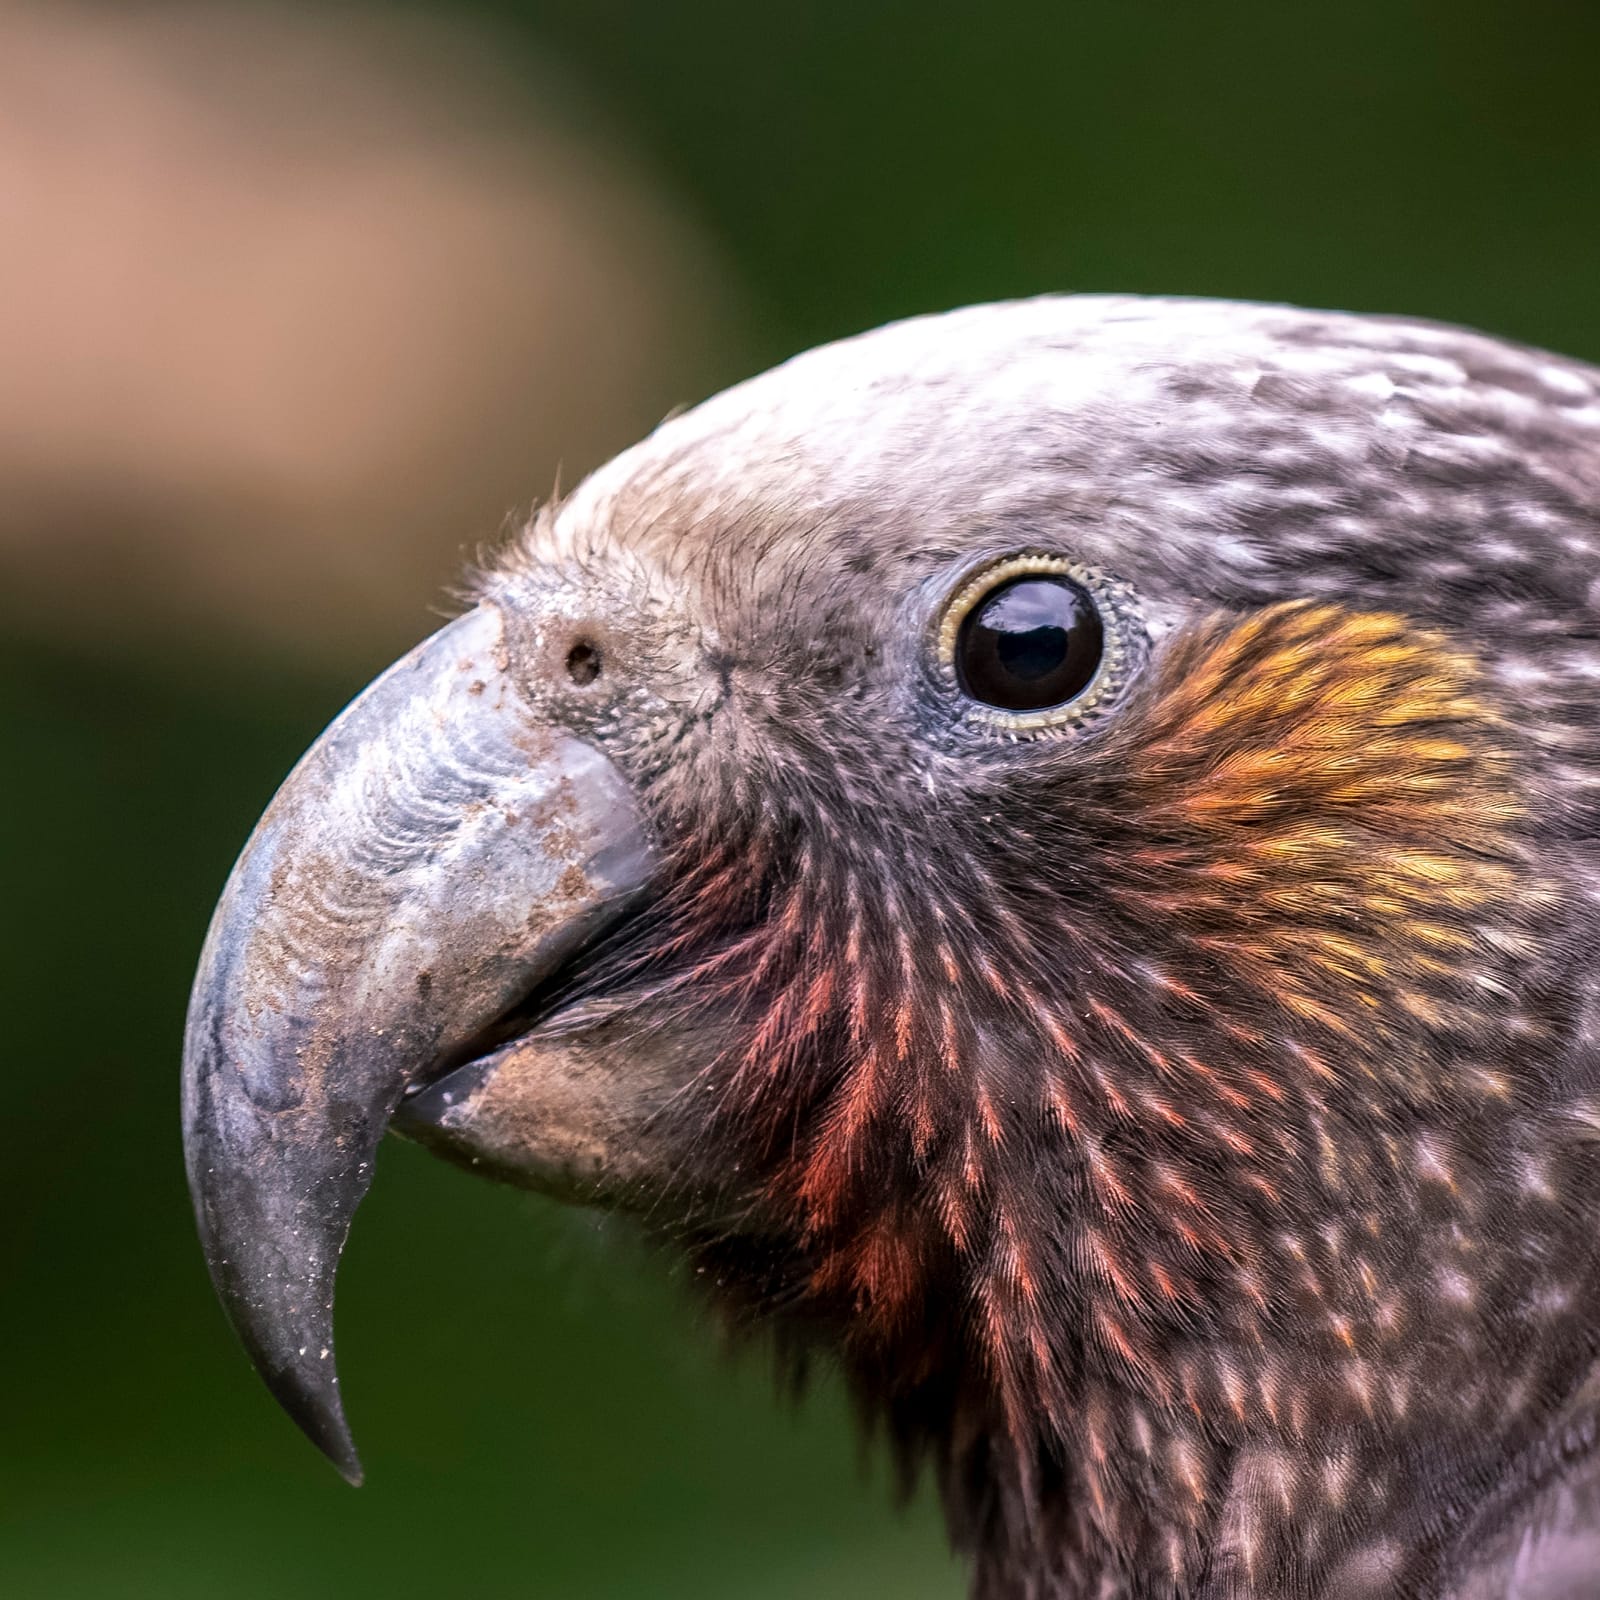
[480, 297, 1600, 1598]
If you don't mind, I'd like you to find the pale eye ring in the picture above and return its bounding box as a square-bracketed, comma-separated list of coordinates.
[934, 554, 1140, 734]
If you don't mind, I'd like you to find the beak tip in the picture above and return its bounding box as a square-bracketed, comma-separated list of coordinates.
[308, 1411, 364, 1489]
[332, 1445, 366, 1488]
[187, 1121, 372, 1491]
[260, 1355, 365, 1485]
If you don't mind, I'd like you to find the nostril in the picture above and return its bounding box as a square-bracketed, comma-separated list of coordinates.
[566, 639, 602, 686]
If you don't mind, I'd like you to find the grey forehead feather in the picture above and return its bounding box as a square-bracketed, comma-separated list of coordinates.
[494, 294, 1600, 628]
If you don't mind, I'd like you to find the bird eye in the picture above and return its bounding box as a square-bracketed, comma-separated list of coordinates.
[934, 553, 1140, 735]
[956, 575, 1102, 711]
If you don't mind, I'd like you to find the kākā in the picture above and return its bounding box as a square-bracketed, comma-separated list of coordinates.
[182, 296, 1600, 1599]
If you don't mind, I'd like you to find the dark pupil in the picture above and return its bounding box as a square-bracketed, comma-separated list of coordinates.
[956, 575, 1103, 712]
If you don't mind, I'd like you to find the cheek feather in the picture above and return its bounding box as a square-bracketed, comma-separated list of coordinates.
[634, 597, 1587, 1586]
[673, 599, 1542, 1290]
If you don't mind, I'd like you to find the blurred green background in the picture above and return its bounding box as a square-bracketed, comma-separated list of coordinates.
[6, 3, 1600, 1596]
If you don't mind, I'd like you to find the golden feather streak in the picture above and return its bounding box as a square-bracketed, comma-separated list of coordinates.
[1108, 601, 1529, 1087]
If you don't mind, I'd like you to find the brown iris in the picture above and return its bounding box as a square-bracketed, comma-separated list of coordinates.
[956, 575, 1104, 711]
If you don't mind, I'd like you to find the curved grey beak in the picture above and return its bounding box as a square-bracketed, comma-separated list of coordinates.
[181, 603, 655, 1484]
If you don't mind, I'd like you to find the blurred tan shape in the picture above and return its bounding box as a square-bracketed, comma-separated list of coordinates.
[0, 1, 742, 670]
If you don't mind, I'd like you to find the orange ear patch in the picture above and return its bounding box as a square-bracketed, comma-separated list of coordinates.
[1106, 601, 1530, 1086]
[1128, 601, 1517, 846]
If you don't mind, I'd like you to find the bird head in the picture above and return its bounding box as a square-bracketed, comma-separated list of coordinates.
[182, 297, 1600, 1594]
